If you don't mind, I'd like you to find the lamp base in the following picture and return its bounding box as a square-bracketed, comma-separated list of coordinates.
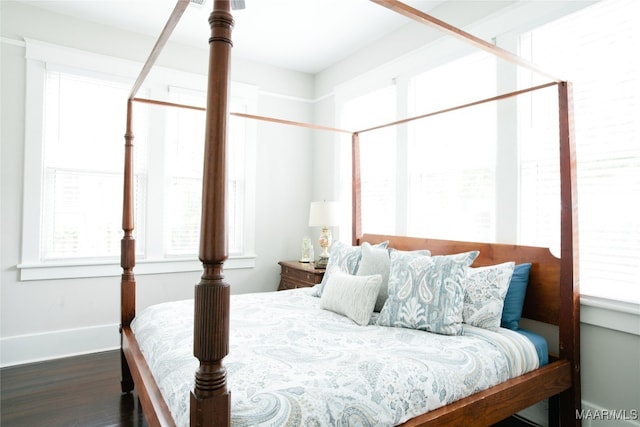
[315, 256, 329, 268]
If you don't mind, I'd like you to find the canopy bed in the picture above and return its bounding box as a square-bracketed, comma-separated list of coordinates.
[119, 1, 580, 426]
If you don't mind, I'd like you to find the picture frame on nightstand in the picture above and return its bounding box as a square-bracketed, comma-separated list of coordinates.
[299, 236, 314, 263]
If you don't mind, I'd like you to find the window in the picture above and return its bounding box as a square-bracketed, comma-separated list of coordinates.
[20, 40, 256, 280]
[407, 52, 497, 241]
[41, 71, 148, 260]
[518, 0, 640, 302]
[341, 85, 397, 234]
[164, 87, 252, 256]
[343, 52, 497, 240]
[164, 88, 204, 257]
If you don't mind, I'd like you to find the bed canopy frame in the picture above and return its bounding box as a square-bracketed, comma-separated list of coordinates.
[119, 1, 580, 426]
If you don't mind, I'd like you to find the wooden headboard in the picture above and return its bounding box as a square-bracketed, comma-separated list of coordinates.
[357, 234, 561, 326]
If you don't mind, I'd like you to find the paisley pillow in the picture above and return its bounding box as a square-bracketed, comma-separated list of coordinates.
[377, 249, 479, 335]
[312, 240, 387, 297]
[357, 243, 431, 312]
[462, 262, 515, 330]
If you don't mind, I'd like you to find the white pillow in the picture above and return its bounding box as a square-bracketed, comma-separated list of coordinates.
[463, 261, 515, 330]
[320, 271, 382, 326]
[356, 242, 390, 312]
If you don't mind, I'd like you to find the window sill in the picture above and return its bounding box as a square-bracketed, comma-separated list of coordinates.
[580, 294, 640, 336]
[17, 256, 256, 281]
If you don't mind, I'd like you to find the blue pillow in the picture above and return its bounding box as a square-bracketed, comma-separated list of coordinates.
[501, 263, 532, 330]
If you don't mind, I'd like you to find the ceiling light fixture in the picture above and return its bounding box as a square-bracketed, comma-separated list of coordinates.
[189, 0, 246, 10]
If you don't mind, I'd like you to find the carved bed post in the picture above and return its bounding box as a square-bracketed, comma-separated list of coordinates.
[120, 99, 136, 393]
[190, 1, 233, 426]
[558, 81, 581, 426]
[351, 132, 362, 245]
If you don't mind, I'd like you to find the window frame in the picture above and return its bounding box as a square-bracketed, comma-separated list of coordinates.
[18, 39, 256, 281]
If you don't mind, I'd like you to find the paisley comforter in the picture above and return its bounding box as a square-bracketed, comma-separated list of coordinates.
[131, 287, 539, 426]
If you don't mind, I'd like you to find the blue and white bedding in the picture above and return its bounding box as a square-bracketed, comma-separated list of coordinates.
[131, 288, 540, 427]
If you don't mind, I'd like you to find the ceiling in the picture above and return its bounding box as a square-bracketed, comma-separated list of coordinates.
[16, 0, 443, 74]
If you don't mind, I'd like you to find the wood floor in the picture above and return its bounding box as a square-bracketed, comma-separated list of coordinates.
[1, 350, 537, 427]
[1, 350, 147, 427]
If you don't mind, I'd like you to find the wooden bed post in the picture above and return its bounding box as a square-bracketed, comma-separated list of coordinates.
[121, 0, 191, 400]
[352, 132, 362, 245]
[190, 1, 233, 426]
[558, 81, 581, 426]
[120, 99, 136, 393]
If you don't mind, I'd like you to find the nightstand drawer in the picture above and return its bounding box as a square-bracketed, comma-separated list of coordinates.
[282, 266, 320, 284]
[278, 261, 325, 291]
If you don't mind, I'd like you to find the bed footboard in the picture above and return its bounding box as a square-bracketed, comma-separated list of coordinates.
[122, 326, 176, 426]
[400, 360, 572, 427]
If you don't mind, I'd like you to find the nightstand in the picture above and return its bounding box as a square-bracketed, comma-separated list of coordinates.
[278, 261, 325, 291]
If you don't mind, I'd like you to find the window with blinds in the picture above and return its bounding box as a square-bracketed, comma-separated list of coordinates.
[518, 0, 640, 302]
[342, 85, 397, 235]
[164, 88, 206, 257]
[407, 52, 497, 242]
[165, 87, 248, 256]
[343, 53, 497, 240]
[38, 68, 251, 266]
[41, 71, 148, 260]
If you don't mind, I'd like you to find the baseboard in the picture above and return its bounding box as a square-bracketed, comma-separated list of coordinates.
[0, 323, 120, 368]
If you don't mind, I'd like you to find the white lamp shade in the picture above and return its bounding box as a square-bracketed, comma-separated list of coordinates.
[308, 201, 340, 227]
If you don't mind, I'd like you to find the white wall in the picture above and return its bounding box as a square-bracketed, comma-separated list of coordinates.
[1, 1, 316, 366]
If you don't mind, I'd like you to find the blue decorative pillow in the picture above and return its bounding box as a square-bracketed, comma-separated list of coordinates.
[501, 263, 532, 330]
[312, 240, 387, 297]
[377, 249, 479, 336]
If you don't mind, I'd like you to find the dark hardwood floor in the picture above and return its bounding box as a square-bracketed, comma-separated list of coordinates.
[1, 350, 146, 427]
[1, 350, 537, 426]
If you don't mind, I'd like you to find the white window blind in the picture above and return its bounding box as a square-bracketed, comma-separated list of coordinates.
[517, 84, 560, 253]
[407, 52, 497, 242]
[342, 53, 497, 240]
[519, 0, 640, 302]
[227, 106, 248, 254]
[164, 88, 205, 257]
[41, 70, 148, 260]
[342, 85, 397, 235]
[165, 87, 248, 256]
